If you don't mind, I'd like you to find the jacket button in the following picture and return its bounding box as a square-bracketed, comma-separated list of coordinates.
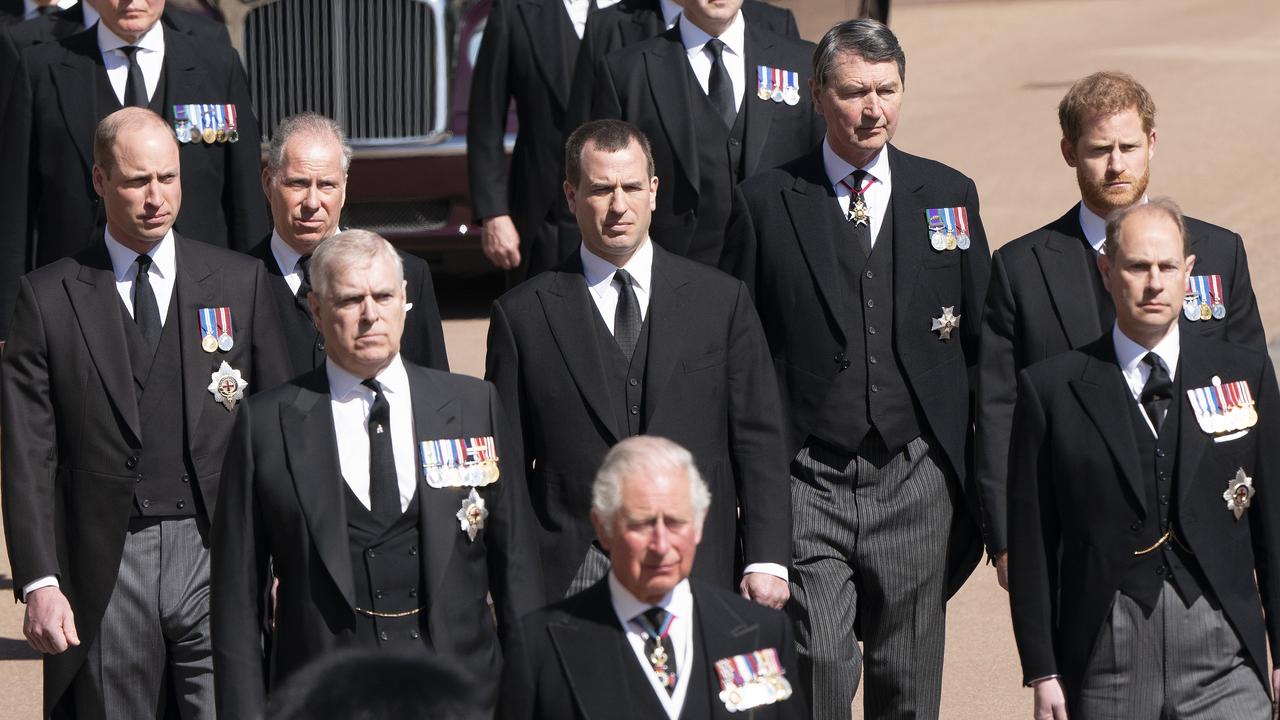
[870, 384, 879, 393]
[630, 405, 639, 415]
[1130, 520, 1143, 531]
[176, 501, 185, 510]
[181, 474, 189, 483]
[629, 378, 639, 387]
[866, 299, 875, 308]
[1155, 449, 1166, 458]
[868, 326, 877, 335]
[375, 590, 384, 600]
[367, 549, 376, 559]
[379, 631, 388, 641]
[126, 456, 138, 469]
[409, 588, 418, 598]
[141, 499, 152, 508]
[833, 352, 844, 363]
[317, 340, 325, 351]
[865, 270, 874, 279]
[869, 355, 878, 365]
[841, 361, 851, 370]
[410, 629, 420, 639]
[409, 546, 418, 556]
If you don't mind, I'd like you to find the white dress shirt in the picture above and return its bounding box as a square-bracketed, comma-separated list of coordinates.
[679, 11, 746, 114]
[823, 139, 893, 247]
[659, 0, 681, 29]
[1113, 322, 1181, 437]
[104, 227, 176, 326]
[609, 574, 695, 719]
[1078, 196, 1150, 255]
[270, 230, 307, 296]
[581, 239, 654, 332]
[22, 0, 76, 20]
[563, 0, 621, 38]
[98, 19, 165, 106]
[327, 355, 419, 513]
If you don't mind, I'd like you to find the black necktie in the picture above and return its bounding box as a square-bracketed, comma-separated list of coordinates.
[296, 255, 314, 303]
[363, 379, 401, 524]
[613, 269, 641, 359]
[635, 607, 678, 695]
[36, 5, 57, 16]
[119, 46, 146, 108]
[1141, 353, 1173, 434]
[843, 169, 873, 256]
[133, 254, 161, 352]
[704, 38, 736, 130]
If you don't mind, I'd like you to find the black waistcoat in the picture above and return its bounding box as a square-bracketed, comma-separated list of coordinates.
[93, 54, 170, 116]
[120, 291, 199, 518]
[1120, 384, 1205, 610]
[345, 485, 430, 647]
[823, 201, 921, 454]
[1081, 239, 1116, 331]
[686, 72, 747, 265]
[267, 271, 325, 376]
[592, 306, 653, 438]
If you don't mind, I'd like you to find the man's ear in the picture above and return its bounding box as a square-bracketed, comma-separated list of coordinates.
[590, 511, 612, 553]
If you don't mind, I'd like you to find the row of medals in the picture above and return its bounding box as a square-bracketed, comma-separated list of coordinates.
[757, 84, 800, 106]
[174, 122, 239, 145]
[1184, 295, 1225, 322]
[930, 227, 971, 251]
[202, 333, 234, 353]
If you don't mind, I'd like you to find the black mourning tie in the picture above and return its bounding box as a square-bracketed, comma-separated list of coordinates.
[133, 254, 161, 352]
[1141, 353, 1173, 434]
[613, 269, 641, 360]
[119, 46, 146, 108]
[704, 38, 736, 130]
[635, 607, 678, 695]
[363, 379, 401, 524]
[296, 255, 314, 303]
[36, 5, 58, 16]
[843, 169, 873, 256]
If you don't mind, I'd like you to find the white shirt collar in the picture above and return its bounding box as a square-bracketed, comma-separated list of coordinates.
[24, 0, 76, 19]
[823, 138, 891, 190]
[269, 229, 306, 277]
[580, 238, 654, 296]
[659, 0, 681, 29]
[1078, 196, 1149, 254]
[82, 1, 98, 27]
[608, 573, 693, 628]
[678, 9, 745, 58]
[1113, 321, 1180, 388]
[326, 353, 410, 401]
[103, 227, 176, 282]
[96, 14, 164, 54]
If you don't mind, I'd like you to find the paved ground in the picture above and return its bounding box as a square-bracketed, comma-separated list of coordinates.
[2, 0, 1277, 717]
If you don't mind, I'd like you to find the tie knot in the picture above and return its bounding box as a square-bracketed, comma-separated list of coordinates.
[704, 37, 726, 60]
[135, 253, 153, 273]
[844, 169, 870, 194]
[1143, 352, 1169, 378]
[613, 268, 633, 289]
[120, 46, 140, 59]
[1141, 352, 1173, 398]
[638, 606, 672, 634]
[362, 378, 382, 396]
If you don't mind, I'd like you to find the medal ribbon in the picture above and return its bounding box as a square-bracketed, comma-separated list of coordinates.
[772, 67, 782, 95]
[225, 103, 237, 131]
[757, 65, 767, 96]
[202, 105, 213, 133]
[187, 104, 201, 134]
[214, 104, 225, 135]
[955, 207, 970, 237]
[215, 307, 232, 339]
[1197, 276, 1211, 307]
[785, 70, 797, 94]
[1209, 274, 1223, 306]
[941, 207, 956, 236]
[715, 658, 738, 690]
[1184, 276, 1195, 300]
[199, 308, 216, 340]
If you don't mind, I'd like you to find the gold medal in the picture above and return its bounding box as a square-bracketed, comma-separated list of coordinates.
[216, 129, 227, 143]
[202, 128, 218, 144]
[946, 234, 957, 251]
[201, 334, 218, 353]
[757, 87, 771, 101]
[1199, 303, 1212, 321]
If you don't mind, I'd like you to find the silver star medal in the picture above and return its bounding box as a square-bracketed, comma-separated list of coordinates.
[456, 488, 489, 541]
[207, 361, 247, 410]
[1223, 467, 1254, 520]
[930, 306, 961, 341]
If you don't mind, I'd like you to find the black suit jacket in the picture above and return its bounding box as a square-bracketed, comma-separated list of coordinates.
[211, 363, 544, 719]
[0, 0, 23, 26]
[566, 0, 798, 126]
[588, 24, 822, 262]
[246, 236, 451, 376]
[1007, 334, 1280, 704]
[976, 205, 1266, 554]
[0, 233, 290, 712]
[0, 24, 268, 336]
[485, 245, 790, 601]
[722, 144, 991, 595]
[500, 578, 806, 720]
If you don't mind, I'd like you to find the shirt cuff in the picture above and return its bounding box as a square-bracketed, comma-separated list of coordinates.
[22, 576, 59, 602]
[1026, 674, 1061, 688]
[742, 563, 788, 583]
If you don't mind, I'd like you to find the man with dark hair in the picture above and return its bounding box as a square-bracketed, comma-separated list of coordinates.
[248, 112, 449, 377]
[722, 18, 989, 719]
[0, 0, 266, 338]
[1009, 198, 1280, 718]
[500, 436, 805, 720]
[976, 71, 1265, 590]
[587, 0, 822, 265]
[212, 229, 542, 719]
[486, 119, 791, 608]
[1, 107, 289, 718]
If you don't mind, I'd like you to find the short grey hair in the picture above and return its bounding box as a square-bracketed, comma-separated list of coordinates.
[591, 436, 711, 533]
[266, 113, 354, 175]
[309, 229, 404, 300]
[94, 107, 177, 177]
[813, 19, 906, 88]
[1104, 197, 1190, 258]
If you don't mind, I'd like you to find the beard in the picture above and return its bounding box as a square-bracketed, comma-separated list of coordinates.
[1078, 163, 1150, 215]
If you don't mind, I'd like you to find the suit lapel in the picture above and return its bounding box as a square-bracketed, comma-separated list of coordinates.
[1070, 343, 1146, 516]
[407, 366, 465, 610]
[644, 30, 700, 193]
[161, 27, 207, 121]
[739, 24, 776, 178]
[629, 0, 664, 38]
[517, 0, 575, 109]
[782, 149, 849, 343]
[49, 31, 102, 174]
[550, 582, 644, 719]
[1035, 206, 1103, 348]
[538, 263, 623, 442]
[643, 246, 690, 427]
[888, 148, 929, 340]
[66, 242, 142, 443]
[692, 585, 761, 720]
[1174, 337, 1211, 509]
[175, 238, 217, 445]
[282, 369, 356, 608]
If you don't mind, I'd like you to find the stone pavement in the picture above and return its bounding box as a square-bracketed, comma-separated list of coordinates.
[2, 0, 1277, 717]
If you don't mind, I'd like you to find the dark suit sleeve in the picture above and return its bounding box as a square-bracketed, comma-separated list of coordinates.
[0, 276, 59, 597]
[958, 178, 991, 373]
[564, 15, 602, 133]
[1006, 369, 1061, 685]
[216, 46, 270, 252]
[210, 403, 271, 719]
[1249, 356, 1280, 662]
[484, 300, 532, 471]
[720, 186, 760, 298]
[780, 8, 799, 39]
[248, 261, 293, 395]
[974, 250, 1018, 554]
[408, 261, 450, 371]
[1222, 233, 1266, 351]
[589, 54, 624, 121]
[0, 47, 34, 338]
[467, 0, 514, 222]
[727, 281, 791, 568]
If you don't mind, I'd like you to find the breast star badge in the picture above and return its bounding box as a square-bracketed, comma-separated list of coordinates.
[930, 306, 961, 341]
[207, 361, 247, 410]
[456, 488, 489, 541]
[1223, 467, 1254, 520]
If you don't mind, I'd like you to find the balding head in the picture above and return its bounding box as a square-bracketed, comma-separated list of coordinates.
[91, 108, 182, 252]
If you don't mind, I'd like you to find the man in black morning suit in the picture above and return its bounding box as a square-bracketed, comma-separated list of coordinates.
[213, 230, 543, 719]
[1008, 199, 1280, 718]
[1, 108, 289, 719]
[500, 436, 806, 720]
[0, 0, 266, 337]
[247, 113, 449, 377]
[721, 20, 989, 719]
[566, 0, 798, 125]
[976, 72, 1266, 590]
[486, 121, 791, 609]
[587, 0, 821, 265]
